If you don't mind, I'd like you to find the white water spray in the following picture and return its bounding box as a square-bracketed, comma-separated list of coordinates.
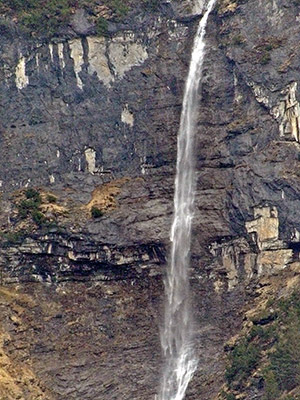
[159, 1, 217, 399]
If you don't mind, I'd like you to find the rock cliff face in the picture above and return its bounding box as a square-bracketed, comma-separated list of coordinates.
[1, 0, 300, 399]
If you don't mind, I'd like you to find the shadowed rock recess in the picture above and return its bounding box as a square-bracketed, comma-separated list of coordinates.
[1, 0, 300, 399]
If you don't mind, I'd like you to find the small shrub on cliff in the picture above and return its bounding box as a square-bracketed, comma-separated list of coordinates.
[0, 230, 26, 247]
[91, 206, 103, 219]
[25, 188, 41, 202]
[220, 391, 236, 400]
[96, 16, 108, 37]
[262, 367, 279, 400]
[0, 0, 162, 37]
[18, 188, 42, 218]
[32, 210, 47, 226]
[110, 0, 129, 20]
[248, 325, 264, 339]
[17, 188, 49, 226]
[47, 194, 57, 203]
[18, 199, 38, 218]
[3, 0, 73, 36]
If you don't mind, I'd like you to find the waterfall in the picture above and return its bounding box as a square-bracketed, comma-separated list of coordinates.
[158, 1, 217, 399]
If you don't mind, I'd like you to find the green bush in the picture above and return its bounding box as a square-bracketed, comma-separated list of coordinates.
[91, 206, 103, 219]
[18, 199, 38, 218]
[18, 189, 42, 218]
[96, 16, 108, 37]
[111, 0, 129, 20]
[226, 395, 236, 400]
[220, 391, 236, 400]
[32, 210, 47, 226]
[0, 230, 26, 247]
[225, 339, 260, 386]
[6, 0, 39, 11]
[278, 292, 300, 317]
[266, 293, 300, 393]
[225, 291, 300, 398]
[25, 188, 41, 201]
[47, 194, 57, 203]
[248, 325, 265, 340]
[262, 367, 279, 400]
[3, 0, 73, 36]
[17, 188, 48, 226]
[270, 325, 300, 391]
[0, 0, 162, 37]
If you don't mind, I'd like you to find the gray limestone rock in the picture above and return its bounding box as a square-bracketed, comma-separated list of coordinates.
[70, 9, 94, 36]
[1, 0, 300, 399]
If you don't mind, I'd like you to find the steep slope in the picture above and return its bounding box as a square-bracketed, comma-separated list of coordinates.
[1, 0, 300, 399]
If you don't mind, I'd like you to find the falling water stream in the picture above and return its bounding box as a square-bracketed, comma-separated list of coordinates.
[158, 1, 217, 399]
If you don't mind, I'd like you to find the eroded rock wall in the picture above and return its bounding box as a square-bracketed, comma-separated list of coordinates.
[2, 0, 300, 399]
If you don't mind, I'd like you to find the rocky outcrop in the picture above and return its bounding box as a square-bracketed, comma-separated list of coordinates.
[2, 0, 300, 399]
[209, 205, 296, 293]
[0, 231, 165, 283]
[273, 82, 300, 142]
